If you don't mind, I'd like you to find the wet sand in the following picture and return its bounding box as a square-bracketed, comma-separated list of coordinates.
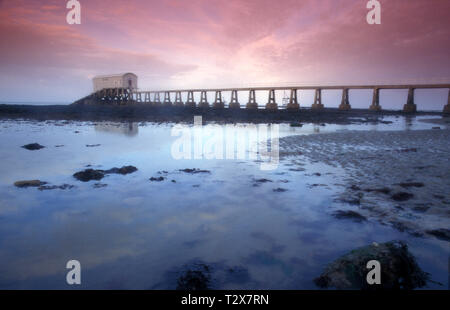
[0, 104, 444, 124]
[279, 128, 450, 240]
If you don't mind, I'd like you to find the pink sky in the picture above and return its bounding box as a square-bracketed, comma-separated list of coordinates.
[0, 0, 449, 105]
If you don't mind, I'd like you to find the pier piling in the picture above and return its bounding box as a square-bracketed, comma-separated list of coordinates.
[213, 91, 225, 108]
[265, 89, 278, 110]
[311, 89, 324, 110]
[229, 90, 240, 109]
[443, 89, 450, 114]
[403, 88, 417, 113]
[338, 88, 351, 111]
[175, 91, 184, 106]
[198, 91, 209, 108]
[286, 89, 300, 110]
[185, 91, 196, 108]
[369, 88, 382, 111]
[246, 90, 258, 109]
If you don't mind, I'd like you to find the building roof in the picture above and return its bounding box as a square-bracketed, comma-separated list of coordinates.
[93, 73, 137, 79]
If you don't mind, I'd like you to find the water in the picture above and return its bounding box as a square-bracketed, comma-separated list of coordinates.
[0, 116, 447, 289]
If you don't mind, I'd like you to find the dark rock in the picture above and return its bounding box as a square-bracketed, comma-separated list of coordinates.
[55, 145, 65, 148]
[171, 180, 176, 183]
[14, 180, 47, 188]
[104, 166, 138, 175]
[86, 144, 101, 147]
[426, 229, 450, 242]
[176, 264, 211, 290]
[254, 178, 272, 183]
[332, 210, 367, 222]
[391, 192, 414, 201]
[150, 176, 165, 182]
[179, 168, 211, 174]
[290, 122, 303, 127]
[397, 182, 424, 188]
[289, 168, 305, 172]
[73, 169, 105, 182]
[22, 143, 45, 150]
[273, 188, 287, 192]
[314, 241, 429, 290]
[313, 172, 321, 176]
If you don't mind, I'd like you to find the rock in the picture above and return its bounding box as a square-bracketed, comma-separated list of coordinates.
[176, 264, 211, 290]
[86, 144, 101, 147]
[150, 176, 165, 182]
[74, 166, 138, 182]
[179, 168, 211, 174]
[253, 178, 272, 183]
[332, 210, 367, 222]
[426, 229, 450, 242]
[273, 188, 287, 192]
[313, 172, 321, 176]
[22, 143, 45, 150]
[314, 241, 429, 290]
[73, 169, 105, 182]
[397, 182, 424, 188]
[104, 166, 138, 175]
[55, 145, 65, 148]
[14, 180, 47, 188]
[290, 122, 303, 127]
[391, 192, 414, 201]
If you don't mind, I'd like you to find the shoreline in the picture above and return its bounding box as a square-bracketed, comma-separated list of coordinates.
[0, 103, 446, 124]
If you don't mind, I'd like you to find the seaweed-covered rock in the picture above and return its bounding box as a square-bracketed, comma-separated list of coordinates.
[22, 143, 45, 150]
[314, 241, 429, 290]
[73, 169, 105, 182]
[104, 166, 138, 175]
[150, 176, 165, 182]
[73, 166, 138, 182]
[14, 180, 47, 188]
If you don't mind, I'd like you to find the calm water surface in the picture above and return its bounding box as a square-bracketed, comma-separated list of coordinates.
[0, 115, 447, 289]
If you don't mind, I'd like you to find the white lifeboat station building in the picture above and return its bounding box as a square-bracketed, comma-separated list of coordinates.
[92, 73, 138, 92]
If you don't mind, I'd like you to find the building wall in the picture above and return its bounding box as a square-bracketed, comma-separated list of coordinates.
[93, 73, 138, 92]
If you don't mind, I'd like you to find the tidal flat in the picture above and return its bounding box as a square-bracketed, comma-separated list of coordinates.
[0, 115, 448, 289]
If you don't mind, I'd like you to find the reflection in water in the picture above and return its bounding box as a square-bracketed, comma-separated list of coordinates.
[0, 116, 447, 289]
[95, 122, 139, 136]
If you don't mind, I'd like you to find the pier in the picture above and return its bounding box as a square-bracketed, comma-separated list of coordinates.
[74, 84, 450, 113]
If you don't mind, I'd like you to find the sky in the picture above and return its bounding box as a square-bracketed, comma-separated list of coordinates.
[0, 0, 449, 109]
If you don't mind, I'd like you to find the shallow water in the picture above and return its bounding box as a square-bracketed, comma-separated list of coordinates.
[0, 115, 447, 289]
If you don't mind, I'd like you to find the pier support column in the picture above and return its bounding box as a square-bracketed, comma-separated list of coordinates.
[185, 91, 196, 108]
[338, 88, 351, 111]
[286, 89, 300, 111]
[246, 90, 258, 109]
[198, 91, 209, 108]
[213, 91, 225, 108]
[311, 89, 324, 110]
[174, 91, 184, 106]
[443, 89, 450, 114]
[137, 92, 142, 103]
[403, 88, 417, 113]
[153, 92, 161, 106]
[229, 90, 240, 108]
[144, 92, 150, 103]
[369, 88, 382, 111]
[265, 89, 278, 110]
[163, 92, 172, 106]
